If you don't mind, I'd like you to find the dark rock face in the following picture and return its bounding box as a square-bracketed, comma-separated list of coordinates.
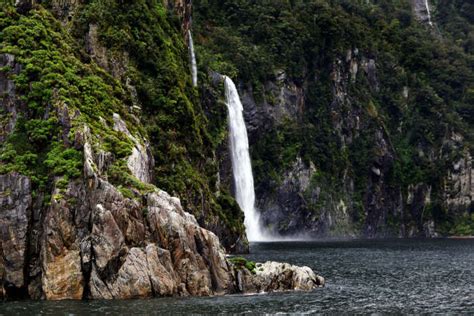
[0, 123, 321, 299]
[258, 157, 320, 236]
[0, 54, 22, 144]
[236, 45, 473, 239]
[0, 173, 31, 297]
[0, 135, 321, 299]
[240, 74, 305, 143]
[165, 0, 193, 33]
[15, 0, 34, 14]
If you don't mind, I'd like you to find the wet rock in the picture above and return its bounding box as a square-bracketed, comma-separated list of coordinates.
[259, 157, 320, 236]
[145, 244, 179, 296]
[107, 248, 153, 299]
[146, 191, 215, 296]
[239, 261, 324, 293]
[0, 173, 31, 294]
[411, 0, 434, 26]
[443, 134, 474, 213]
[41, 185, 84, 300]
[112, 113, 154, 183]
[41, 250, 83, 300]
[91, 204, 125, 274]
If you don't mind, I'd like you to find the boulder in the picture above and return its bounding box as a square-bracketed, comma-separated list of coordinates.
[238, 261, 324, 293]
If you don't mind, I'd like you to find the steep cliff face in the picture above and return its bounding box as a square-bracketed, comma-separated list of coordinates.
[12, 0, 247, 252]
[194, 0, 474, 238]
[0, 1, 324, 299]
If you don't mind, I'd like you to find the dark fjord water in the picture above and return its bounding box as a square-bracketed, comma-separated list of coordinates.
[1, 239, 473, 315]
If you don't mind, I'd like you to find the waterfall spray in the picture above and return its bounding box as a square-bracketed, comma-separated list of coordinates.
[188, 31, 198, 87]
[224, 76, 268, 241]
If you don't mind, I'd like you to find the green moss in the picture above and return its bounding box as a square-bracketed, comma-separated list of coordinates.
[70, 0, 246, 239]
[0, 5, 139, 198]
[194, 0, 474, 236]
[229, 256, 257, 274]
[450, 213, 474, 236]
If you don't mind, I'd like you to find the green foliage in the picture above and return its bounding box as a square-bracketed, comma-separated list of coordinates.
[194, 0, 474, 235]
[450, 213, 474, 236]
[0, 5, 136, 196]
[229, 256, 257, 274]
[72, 0, 246, 238]
[44, 143, 83, 179]
[107, 160, 155, 196]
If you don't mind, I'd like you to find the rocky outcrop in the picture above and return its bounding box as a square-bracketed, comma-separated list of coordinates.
[0, 123, 322, 299]
[112, 113, 154, 184]
[85, 24, 130, 80]
[241, 72, 305, 143]
[258, 157, 318, 236]
[0, 173, 31, 297]
[443, 133, 474, 213]
[164, 0, 193, 33]
[237, 261, 324, 294]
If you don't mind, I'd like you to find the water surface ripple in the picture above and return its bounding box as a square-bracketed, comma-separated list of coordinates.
[1, 239, 473, 315]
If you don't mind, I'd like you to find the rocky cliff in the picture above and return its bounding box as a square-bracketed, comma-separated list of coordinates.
[0, 1, 324, 299]
[194, 0, 474, 238]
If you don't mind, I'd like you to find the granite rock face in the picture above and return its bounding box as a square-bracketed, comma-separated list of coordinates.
[235, 43, 471, 240]
[236, 261, 324, 294]
[0, 126, 322, 299]
[0, 173, 31, 296]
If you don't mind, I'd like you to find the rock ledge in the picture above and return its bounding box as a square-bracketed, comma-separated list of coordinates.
[237, 261, 325, 294]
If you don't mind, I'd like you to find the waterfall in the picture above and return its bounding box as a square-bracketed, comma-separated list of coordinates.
[424, 0, 433, 26]
[224, 76, 267, 241]
[188, 31, 198, 87]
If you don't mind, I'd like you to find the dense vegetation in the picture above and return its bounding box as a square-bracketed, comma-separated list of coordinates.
[0, 1, 245, 248]
[194, 0, 474, 236]
[0, 5, 135, 202]
[1, 0, 472, 241]
[71, 0, 245, 241]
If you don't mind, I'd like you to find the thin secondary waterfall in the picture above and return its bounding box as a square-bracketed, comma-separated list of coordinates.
[224, 76, 266, 241]
[424, 0, 433, 26]
[188, 31, 198, 87]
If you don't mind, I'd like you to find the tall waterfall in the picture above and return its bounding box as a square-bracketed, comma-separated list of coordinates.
[188, 31, 198, 87]
[224, 76, 266, 241]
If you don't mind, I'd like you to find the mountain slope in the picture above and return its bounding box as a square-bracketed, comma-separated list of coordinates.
[0, 0, 248, 299]
[194, 0, 474, 238]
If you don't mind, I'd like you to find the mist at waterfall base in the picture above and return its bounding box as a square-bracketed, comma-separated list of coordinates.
[224, 76, 318, 242]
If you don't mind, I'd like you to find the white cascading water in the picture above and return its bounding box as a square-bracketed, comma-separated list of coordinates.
[188, 31, 198, 87]
[424, 0, 433, 26]
[224, 76, 267, 241]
